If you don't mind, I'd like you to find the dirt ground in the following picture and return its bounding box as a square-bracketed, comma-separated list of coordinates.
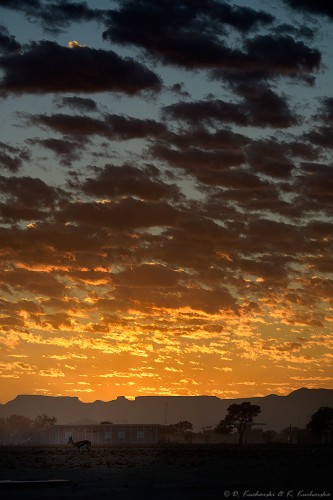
[0, 444, 332, 499]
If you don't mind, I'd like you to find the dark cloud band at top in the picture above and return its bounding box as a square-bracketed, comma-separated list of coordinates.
[284, 0, 333, 20]
[102, 0, 320, 82]
[0, 0, 106, 33]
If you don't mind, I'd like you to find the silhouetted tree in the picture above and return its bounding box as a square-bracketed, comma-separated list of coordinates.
[307, 407, 333, 443]
[162, 421, 193, 434]
[6, 414, 33, 443]
[0, 418, 6, 443]
[202, 426, 213, 443]
[159, 421, 193, 443]
[215, 402, 261, 444]
[30, 414, 57, 444]
[262, 429, 277, 444]
[171, 421, 193, 433]
[280, 426, 299, 444]
[33, 414, 57, 429]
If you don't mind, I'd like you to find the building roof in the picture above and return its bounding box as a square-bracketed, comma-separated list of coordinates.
[54, 423, 160, 428]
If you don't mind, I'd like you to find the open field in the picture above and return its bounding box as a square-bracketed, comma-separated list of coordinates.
[0, 444, 332, 499]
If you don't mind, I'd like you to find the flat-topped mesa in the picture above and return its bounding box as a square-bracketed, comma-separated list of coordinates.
[0, 389, 332, 431]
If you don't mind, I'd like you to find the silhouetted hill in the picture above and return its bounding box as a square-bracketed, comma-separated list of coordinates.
[0, 388, 332, 431]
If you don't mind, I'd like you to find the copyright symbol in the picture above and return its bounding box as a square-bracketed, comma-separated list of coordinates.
[224, 491, 230, 498]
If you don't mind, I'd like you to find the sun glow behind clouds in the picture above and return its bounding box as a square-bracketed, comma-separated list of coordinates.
[68, 40, 87, 48]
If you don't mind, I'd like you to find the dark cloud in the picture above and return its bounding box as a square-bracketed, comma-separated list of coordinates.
[163, 85, 298, 129]
[113, 282, 237, 315]
[169, 82, 190, 98]
[0, 267, 66, 297]
[102, 0, 273, 58]
[102, 1, 320, 84]
[163, 99, 249, 127]
[0, 0, 105, 33]
[57, 198, 179, 229]
[284, 0, 333, 20]
[34, 1, 105, 33]
[103, 114, 166, 139]
[28, 113, 113, 136]
[313, 97, 333, 124]
[152, 128, 250, 185]
[0, 0, 40, 8]
[246, 140, 295, 179]
[0, 151, 23, 173]
[83, 164, 181, 202]
[0, 25, 21, 55]
[203, 183, 297, 221]
[212, 34, 321, 84]
[27, 112, 166, 139]
[0, 203, 46, 222]
[102, 0, 273, 70]
[274, 23, 315, 40]
[307, 100, 333, 149]
[27, 137, 87, 166]
[207, 1, 274, 32]
[296, 163, 333, 214]
[244, 34, 321, 76]
[0, 175, 64, 209]
[233, 83, 299, 128]
[283, 140, 319, 161]
[306, 127, 333, 149]
[54, 96, 98, 113]
[170, 128, 249, 152]
[153, 144, 245, 183]
[242, 218, 305, 255]
[0, 174, 69, 223]
[0, 41, 161, 96]
[235, 255, 290, 286]
[0, 142, 30, 172]
[114, 263, 183, 288]
[0, 222, 112, 265]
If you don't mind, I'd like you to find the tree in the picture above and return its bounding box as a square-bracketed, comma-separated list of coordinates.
[31, 414, 57, 444]
[159, 421, 193, 443]
[161, 421, 193, 434]
[5, 414, 33, 443]
[171, 421, 193, 433]
[262, 429, 277, 444]
[201, 426, 213, 443]
[307, 407, 333, 443]
[215, 402, 261, 444]
[33, 414, 57, 430]
[0, 418, 7, 443]
[279, 426, 299, 444]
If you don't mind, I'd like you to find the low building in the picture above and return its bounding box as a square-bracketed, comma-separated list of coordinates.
[41, 424, 159, 445]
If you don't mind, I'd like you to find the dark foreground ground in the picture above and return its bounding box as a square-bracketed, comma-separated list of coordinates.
[0, 444, 332, 499]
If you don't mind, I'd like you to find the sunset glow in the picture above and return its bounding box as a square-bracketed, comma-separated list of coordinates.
[0, 0, 332, 404]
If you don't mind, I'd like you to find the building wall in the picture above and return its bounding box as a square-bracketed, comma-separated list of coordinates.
[43, 424, 158, 445]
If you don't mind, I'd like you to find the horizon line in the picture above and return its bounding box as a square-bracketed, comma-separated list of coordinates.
[2, 386, 332, 405]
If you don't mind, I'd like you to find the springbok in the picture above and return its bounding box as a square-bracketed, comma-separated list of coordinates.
[67, 435, 91, 451]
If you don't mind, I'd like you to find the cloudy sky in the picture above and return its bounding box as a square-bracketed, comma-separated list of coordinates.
[0, 0, 332, 404]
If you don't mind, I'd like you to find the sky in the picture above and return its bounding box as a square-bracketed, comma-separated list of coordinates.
[0, 0, 332, 404]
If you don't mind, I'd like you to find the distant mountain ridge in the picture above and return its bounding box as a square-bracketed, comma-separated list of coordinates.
[1, 388, 332, 432]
